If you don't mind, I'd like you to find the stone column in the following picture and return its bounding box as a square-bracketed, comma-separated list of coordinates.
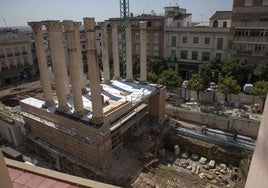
[140, 21, 147, 84]
[111, 22, 120, 80]
[125, 21, 133, 82]
[73, 22, 86, 92]
[100, 22, 110, 83]
[28, 22, 54, 107]
[63, 20, 85, 117]
[43, 20, 69, 112]
[84, 17, 103, 122]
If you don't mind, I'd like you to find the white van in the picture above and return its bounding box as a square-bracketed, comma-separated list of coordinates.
[243, 84, 253, 94]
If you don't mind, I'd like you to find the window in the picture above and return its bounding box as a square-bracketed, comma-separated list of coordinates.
[181, 50, 188, 59]
[217, 38, 224, 49]
[135, 33, 140, 43]
[170, 50, 176, 61]
[260, 15, 268, 21]
[154, 45, 159, 56]
[171, 36, 176, 47]
[215, 53, 222, 61]
[154, 33, 159, 43]
[213, 20, 218, 28]
[135, 45, 140, 55]
[244, 0, 253, 6]
[254, 44, 264, 52]
[263, 0, 268, 5]
[223, 21, 227, 28]
[146, 34, 149, 43]
[241, 16, 251, 22]
[193, 37, 199, 44]
[204, 37, 210, 44]
[202, 52, 210, 61]
[182, 36, 188, 43]
[192, 51, 198, 60]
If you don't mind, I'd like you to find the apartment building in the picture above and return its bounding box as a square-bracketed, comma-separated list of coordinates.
[0, 28, 35, 86]
[164, 7, 231, 80]
[231, 0, 268, 65]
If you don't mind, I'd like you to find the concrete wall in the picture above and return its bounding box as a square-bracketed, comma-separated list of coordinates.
[173, 88, 264, 106]
[167, 107, 260, 138]
[0, 119, 23, 146]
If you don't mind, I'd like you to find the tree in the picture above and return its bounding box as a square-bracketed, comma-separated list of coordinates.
[254, 61, 268, 82]
[221, 58, 252, 86]
[147, 58, 167, 75]
[200, 59, 223, 86]
[158, 70, 182, 87]
[252, 81, 268, 109]
[217, 76, 241, 102]
[147, 71, 158, 83]
[187, 74, 206, 100]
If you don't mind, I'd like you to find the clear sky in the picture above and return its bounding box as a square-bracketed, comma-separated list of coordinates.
[0, 0, 233, 27]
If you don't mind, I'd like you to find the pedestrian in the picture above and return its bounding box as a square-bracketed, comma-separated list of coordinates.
[201, 125, 207, 134]
[233, 130, 238, 140]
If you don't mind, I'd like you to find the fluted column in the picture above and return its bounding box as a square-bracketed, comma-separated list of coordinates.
[140, 21, 147, 84]
[43, 20, 69, 112]
[100, 22, 110, 83]
[125, 21, 133, 82]
[63, 20, 85, 117]
[111, 22, 120, 80]
[28, 22, 54, 107]
[73, 22, 86, 92]
[84, 17, 103, 122]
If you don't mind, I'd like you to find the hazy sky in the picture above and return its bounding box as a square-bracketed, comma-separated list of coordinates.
[0, 0, 233, 27]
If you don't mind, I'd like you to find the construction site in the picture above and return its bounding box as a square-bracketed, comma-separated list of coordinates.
[0, 1, 266, 187]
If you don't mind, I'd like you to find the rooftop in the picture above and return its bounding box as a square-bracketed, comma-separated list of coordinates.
[20, 80, 158, 122]
[210, 11, 232, 20]
[5, 157, 119, 188]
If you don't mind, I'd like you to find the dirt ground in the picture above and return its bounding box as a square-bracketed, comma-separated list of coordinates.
[0, 81, 249, 188]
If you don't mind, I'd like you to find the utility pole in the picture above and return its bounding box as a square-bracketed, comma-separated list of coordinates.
[119, 0, 129, 78]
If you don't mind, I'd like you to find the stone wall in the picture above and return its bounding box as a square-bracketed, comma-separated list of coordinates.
[167, 107, 260, 138]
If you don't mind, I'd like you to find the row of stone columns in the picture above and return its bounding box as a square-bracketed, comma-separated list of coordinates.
[100, 21, 147, 83]
[28, 18, 103, 121]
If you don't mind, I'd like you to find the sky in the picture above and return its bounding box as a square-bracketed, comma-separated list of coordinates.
[0, 0, 233, 27]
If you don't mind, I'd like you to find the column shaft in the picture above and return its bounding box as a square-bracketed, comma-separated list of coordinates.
[43, 20, 69, 112]
[100, 22, 110, 83]
[63, 20, 85, 117]
[125, 21, 133, 82]
[111, 23, 120, 80]
[140, 21, 147, 84]
[84, 18, 103, 122]
[28, 22, 54, 107]
[74, 22, 86, 91]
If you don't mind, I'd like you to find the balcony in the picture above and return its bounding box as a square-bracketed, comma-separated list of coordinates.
[21, 51, 27, 55]
[0, 54, 5, 58]
[7, 53, 13, 57]
[14, 52, 21, 56]
[236, 50, 253, 56]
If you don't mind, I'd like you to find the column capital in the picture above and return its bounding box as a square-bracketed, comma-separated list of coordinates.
[83, 17, 95, 31]
[43, 20, 61, 32]
[99, 22, 108, 31]
[111, 22, 118, 29]
[63, 20, 74, 32]
[124, 21, 132, 29]
[73, 22, 81, 31]
[140, 21, 147, 29]
[28, 22, 43, 34]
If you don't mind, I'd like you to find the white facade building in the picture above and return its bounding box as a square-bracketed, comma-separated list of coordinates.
[164, 8, 232, 80]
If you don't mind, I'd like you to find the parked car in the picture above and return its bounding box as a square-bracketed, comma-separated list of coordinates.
[243, 84, 253, 94]
[182, 80, 188, 88]
[206, 82, 217, 92]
